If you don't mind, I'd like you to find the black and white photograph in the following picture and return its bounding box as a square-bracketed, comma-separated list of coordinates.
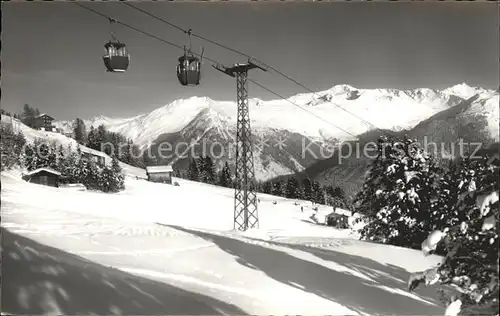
[1, 1, 499, 315]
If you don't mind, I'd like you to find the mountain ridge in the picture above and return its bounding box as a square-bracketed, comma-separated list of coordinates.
[55, 83, 493, 146]
[53, 83, 498, 182]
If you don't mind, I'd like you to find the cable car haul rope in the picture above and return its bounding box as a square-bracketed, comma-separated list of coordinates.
[73, 2, 393, 140]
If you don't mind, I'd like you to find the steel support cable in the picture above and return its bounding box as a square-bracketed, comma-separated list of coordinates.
[122, 2, 394, 137]
[74, 2, 359, 139]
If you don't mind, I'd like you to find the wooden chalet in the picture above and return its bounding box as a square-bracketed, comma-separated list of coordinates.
[80, 149, 107, 167]
[34, 113, 55, 132]
[22, 168, 61, 187]
[146, 165, 173, 184]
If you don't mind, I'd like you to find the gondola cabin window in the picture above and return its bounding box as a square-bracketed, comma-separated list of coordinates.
[103, 42, 130, 73]
[177, 56, 201, 86]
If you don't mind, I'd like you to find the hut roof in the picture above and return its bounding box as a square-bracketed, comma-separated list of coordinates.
[24, 167, 61, 177]
[36, 113, 54, 120]
[326, 212, 349, 219]
[146, 165, 173, 173]
[80, 147, 107, 158]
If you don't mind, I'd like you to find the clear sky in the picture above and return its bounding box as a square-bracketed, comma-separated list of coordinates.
[2, 1, 498, 121]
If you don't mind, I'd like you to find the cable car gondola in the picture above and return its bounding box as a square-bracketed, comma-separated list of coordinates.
[177, 29, 203, 86]
[102, 18, 130, 73]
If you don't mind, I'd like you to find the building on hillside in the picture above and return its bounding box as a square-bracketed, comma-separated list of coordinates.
[34, 113, 55, 132]
[80, 149, 106, 167]
[22, 168, 61, 187]
[325, 212, 349, 229]
[146, 165, 173, 184]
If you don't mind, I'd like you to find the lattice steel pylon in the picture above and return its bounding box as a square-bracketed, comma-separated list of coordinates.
[213, 59, 267, 231]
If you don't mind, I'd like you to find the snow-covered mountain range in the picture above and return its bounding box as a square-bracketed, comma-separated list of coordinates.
[54, 83, 499, 182]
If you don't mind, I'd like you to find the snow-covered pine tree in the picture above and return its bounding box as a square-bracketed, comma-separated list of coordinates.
[47, 142, 59, 170]
[0, 124, 26, 171]
[84, 160, 100, 190]
[32, 139, 51, 169]
[409, 155, 499, 316]
[22, 142, 38, 171]
[353, 135, 443, 248]
[12, 130, 27, 169]
[59, 148, 79, 184]
[56, 144, 66, 170]
[71, 146, 86, 183]
[111, 155, 125, 191]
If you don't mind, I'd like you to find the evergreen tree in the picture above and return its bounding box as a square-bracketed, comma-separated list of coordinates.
[333, 186, 346, 199]
[198, 156, 216, 184]
[86, 126, 100, 150]
[353, 136, 443, 248]
[187, 158, 199, 181]
[218, 161, 232, 187]
[110, 155, 125, 191]
[96, 125, 107, 152]
[409, 155, 499, 316]
[302, 178, 313, 201]
[129, 143, 144, 168]
[31, 139, 51, 169]
[285, 177, 299, 199]
[84, 160, 100, 189]
[121, 139, 133, 164]
[59, 148, 79, 184]
[21, 104, 36, 128]
[56, 144, 66, 170]
[73, 118, 87, 145]
[312, 180, 323, 204]
[47, 142, 59, 170]
[0, 125, 26, 171]
[21, 143, 37, 171]
[326, 185, 349, 209]
[272, 180, 284, 196]
[262, 181, 272, 194]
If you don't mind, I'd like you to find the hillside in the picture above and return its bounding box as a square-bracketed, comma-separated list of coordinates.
[0, 115, 147, 179]
[1, 166, 447, 315]
[53, 83, 496, 181]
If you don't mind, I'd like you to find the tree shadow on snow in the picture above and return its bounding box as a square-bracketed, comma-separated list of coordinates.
[165, 225, 446, 316]
[1, 228, 247, 315]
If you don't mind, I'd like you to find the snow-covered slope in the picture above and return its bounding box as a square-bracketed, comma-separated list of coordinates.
[2, 168, 447, 315]
[1, 115, 146, 177]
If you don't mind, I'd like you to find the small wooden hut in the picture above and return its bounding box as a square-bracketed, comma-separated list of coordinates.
[146, 165, 173, 184]
[22, 168, 61, 187]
